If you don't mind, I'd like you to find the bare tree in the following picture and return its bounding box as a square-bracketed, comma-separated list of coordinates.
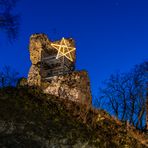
[0, 0, 19, 39]
[99, 61, 148, 129]
[0, 65, 19, 87]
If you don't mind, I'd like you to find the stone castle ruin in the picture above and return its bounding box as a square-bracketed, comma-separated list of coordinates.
[27, 34, 92, 106]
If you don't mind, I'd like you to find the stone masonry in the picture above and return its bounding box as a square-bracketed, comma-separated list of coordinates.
[42, 71, 92, 106]
[27, 33, 92, 106]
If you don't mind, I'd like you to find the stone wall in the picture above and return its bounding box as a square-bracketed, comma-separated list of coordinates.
[28, 34, 49, 86]
[42, 71, 92, 106]
[28, 65, 41, 86]
[28, 33, 76, 86]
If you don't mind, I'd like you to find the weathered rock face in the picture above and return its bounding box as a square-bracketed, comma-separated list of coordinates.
[27, 33, 92, 106]
[42, 71, 92, 106]
[28, 34, 48, 86]
[28, 33, 76, 86]
[28, 65, 41, 86]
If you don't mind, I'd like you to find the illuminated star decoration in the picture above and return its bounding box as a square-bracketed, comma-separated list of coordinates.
[51, 37, 76, 62]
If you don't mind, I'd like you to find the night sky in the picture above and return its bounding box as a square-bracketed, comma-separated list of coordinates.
[0, 0, 148, 96]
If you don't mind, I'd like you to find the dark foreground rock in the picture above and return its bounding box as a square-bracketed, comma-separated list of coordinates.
[0, 87, 147, 148]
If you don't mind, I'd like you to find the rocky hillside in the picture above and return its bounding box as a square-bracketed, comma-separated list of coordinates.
[0, 87, 147, 148]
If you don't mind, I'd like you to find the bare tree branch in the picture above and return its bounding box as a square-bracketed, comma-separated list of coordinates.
[0, 0, 19, 40]
[98, 61, 148, 130]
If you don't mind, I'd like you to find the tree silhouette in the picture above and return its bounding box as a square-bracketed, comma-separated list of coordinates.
[0, 65, 19, 87]
[0, 0, 19, 39]
[99, 61, 148, 130]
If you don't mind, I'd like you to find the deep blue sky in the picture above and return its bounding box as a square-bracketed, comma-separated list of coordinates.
[0, 0, 148, 96]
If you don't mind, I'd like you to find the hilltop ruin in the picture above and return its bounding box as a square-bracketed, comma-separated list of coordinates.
[27, 34, 92, 106]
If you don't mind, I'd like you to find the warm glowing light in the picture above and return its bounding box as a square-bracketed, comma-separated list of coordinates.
[51, 37, 76, 62]
[96, 114, 105, 122]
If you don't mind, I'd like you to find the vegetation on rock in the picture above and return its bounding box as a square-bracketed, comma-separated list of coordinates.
[0, 86, 147, 147]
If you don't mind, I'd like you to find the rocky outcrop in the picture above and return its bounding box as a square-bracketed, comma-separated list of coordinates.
[27, 34, 92, 106]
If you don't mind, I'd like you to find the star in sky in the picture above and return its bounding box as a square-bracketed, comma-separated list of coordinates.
[51, 37, 76, 62]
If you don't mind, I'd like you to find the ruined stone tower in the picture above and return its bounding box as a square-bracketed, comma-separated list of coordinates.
[27, 34, 92, 106]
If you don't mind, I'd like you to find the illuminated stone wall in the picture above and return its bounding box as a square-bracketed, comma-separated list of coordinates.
[42, 71, 92, 106]
[28, 33, 76, 85]
[28, 34, 50, 86]
[27, 34, 92, 106]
